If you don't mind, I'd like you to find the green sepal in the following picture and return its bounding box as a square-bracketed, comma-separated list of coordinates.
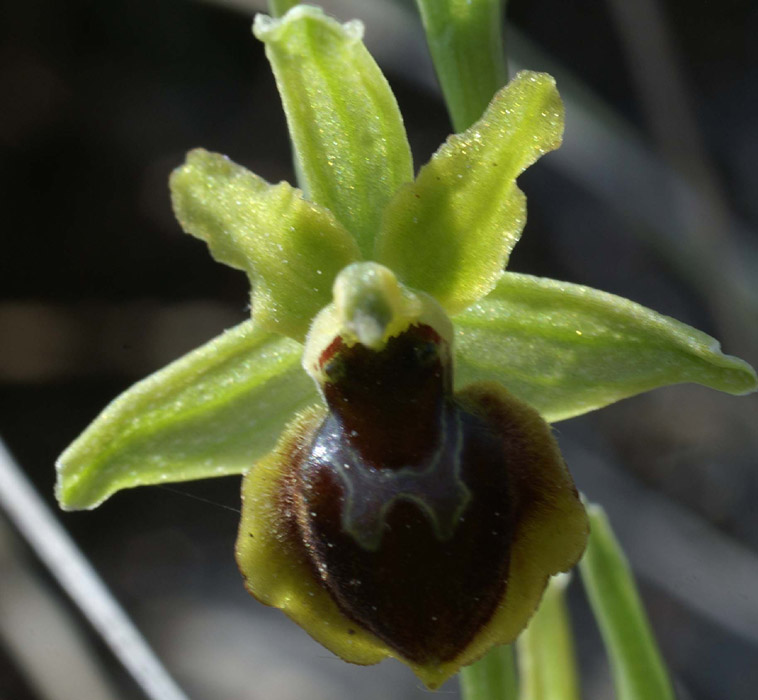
[376, 71, 562, 315]
[454, 272, 758, 422]
[56, 320, 318, 510]
[170, 149, 359, 341]
[579, 505, 676, 700]
[254, 6, 413, 257]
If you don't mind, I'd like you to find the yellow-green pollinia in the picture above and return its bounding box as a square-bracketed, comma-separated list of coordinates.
[56, 5, 756, 689]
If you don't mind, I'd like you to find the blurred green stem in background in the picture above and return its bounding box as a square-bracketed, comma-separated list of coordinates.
[460, 643, 518, 700]
[414, 0, 508, 131]
[268, 0, 299, 18]
[517, 574, 581, 700]
[580, 504, 676, 700]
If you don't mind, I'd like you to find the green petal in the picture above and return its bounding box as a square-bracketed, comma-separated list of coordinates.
[170, 149, 359, 341]
[579, 505, 676, 700]
[56, 320, 318, 510]
[376, 71, 563, 315]
[254, 6, 413, 257]
[454, 272, 757, 422]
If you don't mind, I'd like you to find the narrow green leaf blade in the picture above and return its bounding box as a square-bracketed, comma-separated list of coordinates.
[376, 71, 562, 314]
[414, 0, 508, 132]
[254, 6, 413, 257]
[170, 149, 359, 341]
[56, 320, 318, 510]
[579, 504, 676, 700]
[460, 644, 517, 700]
[454, 272, 757, 422]
[517, 575, 581, 700]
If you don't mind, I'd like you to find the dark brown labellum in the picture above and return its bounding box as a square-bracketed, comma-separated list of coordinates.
[291, 324, 518, 664]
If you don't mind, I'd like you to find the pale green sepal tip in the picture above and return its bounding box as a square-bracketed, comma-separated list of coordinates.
[579, 505, 676, 700]
[254, 5, 413, 257]
[376, 71, 563, 315]
[454, 272, 757, 423]
[254, 4, 364, 43]
[170, 148, 359, 342]
[55, 320, 319, 510]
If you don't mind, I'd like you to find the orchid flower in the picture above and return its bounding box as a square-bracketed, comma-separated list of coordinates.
[56, 5, 756, 690]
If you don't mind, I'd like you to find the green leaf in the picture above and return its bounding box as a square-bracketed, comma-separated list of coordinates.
[254, 6, 413, 257]
[454, 272, 758, 422]
[56, 320, 318, 510]
[460, 645, 518, 700]
[414, 0, 508, 132]
[170, 149, 359, 341]
[517, 575, 581, 700]
[579, 505, 676, 700]
[376, 71, 562, 315]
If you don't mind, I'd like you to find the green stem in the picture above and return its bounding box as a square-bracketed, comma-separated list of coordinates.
[268, 0, 299, 18]
[460, 644, 518, 700]
[517, 574, 581, 700]
[414, 0, 508, 132]
[579, 504, 676, 700]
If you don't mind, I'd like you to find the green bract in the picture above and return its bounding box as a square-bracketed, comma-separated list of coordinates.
[57, 4, 756, 513]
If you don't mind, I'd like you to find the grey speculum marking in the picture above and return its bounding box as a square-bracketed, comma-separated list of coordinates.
[309, 407, 472, 551]
[307, 324, 474, 551]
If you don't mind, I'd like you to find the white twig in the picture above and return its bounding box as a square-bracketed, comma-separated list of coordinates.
[0, 437, 191, 700]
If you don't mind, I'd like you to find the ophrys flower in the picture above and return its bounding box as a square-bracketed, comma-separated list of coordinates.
[56, 5, 757, 690]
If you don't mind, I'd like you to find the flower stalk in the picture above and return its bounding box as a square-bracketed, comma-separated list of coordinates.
[460, 644, 518, 700]
[516, 574, 581, 700]
[415, 0, 509, 131]
[579, 505, 676, 700]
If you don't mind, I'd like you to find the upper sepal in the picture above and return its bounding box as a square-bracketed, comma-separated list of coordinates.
[56, 320, 318, 510]
[376, 71, 563, 315]
[454, 272, 758, 422]
[170, 149, 360, 342]
[254, 6, 413, 257]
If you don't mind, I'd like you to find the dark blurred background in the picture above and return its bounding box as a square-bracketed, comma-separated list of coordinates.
[1, 0, 757, 698]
